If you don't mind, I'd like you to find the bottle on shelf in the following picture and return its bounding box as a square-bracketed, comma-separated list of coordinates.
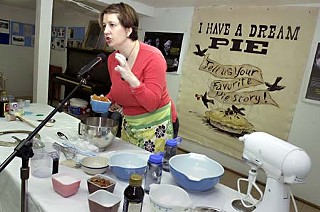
[163, 136, 182, 172]
[144, 153, 163, 194]
[123, 174, 144, 212]
[0, 91, 9, 117]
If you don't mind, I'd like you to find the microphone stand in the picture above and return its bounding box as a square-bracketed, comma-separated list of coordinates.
[0, 74, 91, 212]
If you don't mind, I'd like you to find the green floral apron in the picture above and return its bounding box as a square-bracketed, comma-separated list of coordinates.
[121, 103, 173, 153]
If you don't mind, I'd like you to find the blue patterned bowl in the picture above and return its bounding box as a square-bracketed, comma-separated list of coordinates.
[90, 96, 111, 114]
[108, 153, 147, 180]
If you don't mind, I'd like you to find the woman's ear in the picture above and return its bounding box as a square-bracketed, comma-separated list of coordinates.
[126, 27, 132, 37]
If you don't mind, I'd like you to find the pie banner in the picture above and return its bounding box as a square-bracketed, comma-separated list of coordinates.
[177, 6, 318, 158]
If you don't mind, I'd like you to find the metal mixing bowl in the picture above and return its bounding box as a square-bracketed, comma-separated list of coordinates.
[78, 117, 118, 152]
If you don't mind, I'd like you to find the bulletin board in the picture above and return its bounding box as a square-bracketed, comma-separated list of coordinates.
[51, 26, 66, 51]
[67, 27, 85, 48]
[0, 19, 10, 45]
[10, 21, 35, 47]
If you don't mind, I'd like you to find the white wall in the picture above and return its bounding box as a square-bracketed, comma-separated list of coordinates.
[140, 6, 320, 206]
[50, 4, 100, 70]
[288, 10, 320, 204]
[0, 3, 98, 99]
[0, 5, 35, 98]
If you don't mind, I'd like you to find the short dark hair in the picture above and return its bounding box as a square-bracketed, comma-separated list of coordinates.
[99, 2, 139, 41]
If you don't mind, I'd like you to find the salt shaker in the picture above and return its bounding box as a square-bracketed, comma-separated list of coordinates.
[163, 137, 182, 172]
[144, 154, 163, 194]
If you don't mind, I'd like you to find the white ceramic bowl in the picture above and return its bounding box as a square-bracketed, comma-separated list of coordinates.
[108, 153, 147, 180]
[169, 153, 224, 192]
[149, 184, 192, 211]
[80, 156, 109, 175]
[88, 190, 121, 212]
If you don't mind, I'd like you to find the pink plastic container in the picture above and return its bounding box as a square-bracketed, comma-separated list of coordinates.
[52, 173, 81, 197]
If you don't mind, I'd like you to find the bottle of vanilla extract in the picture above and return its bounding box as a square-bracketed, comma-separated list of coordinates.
[123, 174, 144, 212]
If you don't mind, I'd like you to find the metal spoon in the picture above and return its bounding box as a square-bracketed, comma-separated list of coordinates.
[12, 136, 22, 142]
[37, 118, 56, 123]
[57, 131, 68, 140]
[184, 207, 224, 212]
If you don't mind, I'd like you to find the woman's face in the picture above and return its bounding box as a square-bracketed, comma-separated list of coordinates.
[102, 13, 130, 49]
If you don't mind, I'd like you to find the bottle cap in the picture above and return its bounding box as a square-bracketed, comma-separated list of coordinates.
[148, 154, 163, 164]
[129, 174, 142, 186]
[166, 139, 177, 147]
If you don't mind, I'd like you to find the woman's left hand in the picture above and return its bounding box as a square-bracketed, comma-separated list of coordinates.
[109, 103, 123, 114]
[115, 53, 140, 87]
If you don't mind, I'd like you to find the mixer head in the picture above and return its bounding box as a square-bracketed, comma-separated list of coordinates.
[240, 132, 311, 184]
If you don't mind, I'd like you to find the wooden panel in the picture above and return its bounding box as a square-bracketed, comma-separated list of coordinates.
[49, 65, 63, 102]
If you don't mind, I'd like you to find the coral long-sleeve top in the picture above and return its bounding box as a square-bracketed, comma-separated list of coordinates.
[106, 42, 177, 122]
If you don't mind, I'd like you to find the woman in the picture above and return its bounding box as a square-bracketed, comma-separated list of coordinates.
[98, 2, 179, 153]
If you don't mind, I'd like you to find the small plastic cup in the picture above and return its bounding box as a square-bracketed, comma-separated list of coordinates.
[31, 149, 53, 178]
[25, 99, 31, 107]
[17, 99, 25, 109]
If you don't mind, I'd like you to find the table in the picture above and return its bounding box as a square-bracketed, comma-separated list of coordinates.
[0, 103, 239, 212]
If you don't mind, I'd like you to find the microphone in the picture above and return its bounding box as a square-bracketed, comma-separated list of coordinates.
[77, 53, 107, 78]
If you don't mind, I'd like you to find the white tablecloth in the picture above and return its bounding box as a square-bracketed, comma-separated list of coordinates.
[0, 103, 239, 212]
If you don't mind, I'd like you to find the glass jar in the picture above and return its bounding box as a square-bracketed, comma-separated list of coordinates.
[144, 154, 163, 194]
[163, 137, 182, 172]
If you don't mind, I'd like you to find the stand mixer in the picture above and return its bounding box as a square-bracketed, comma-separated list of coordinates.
[223, 132, 312, 212]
